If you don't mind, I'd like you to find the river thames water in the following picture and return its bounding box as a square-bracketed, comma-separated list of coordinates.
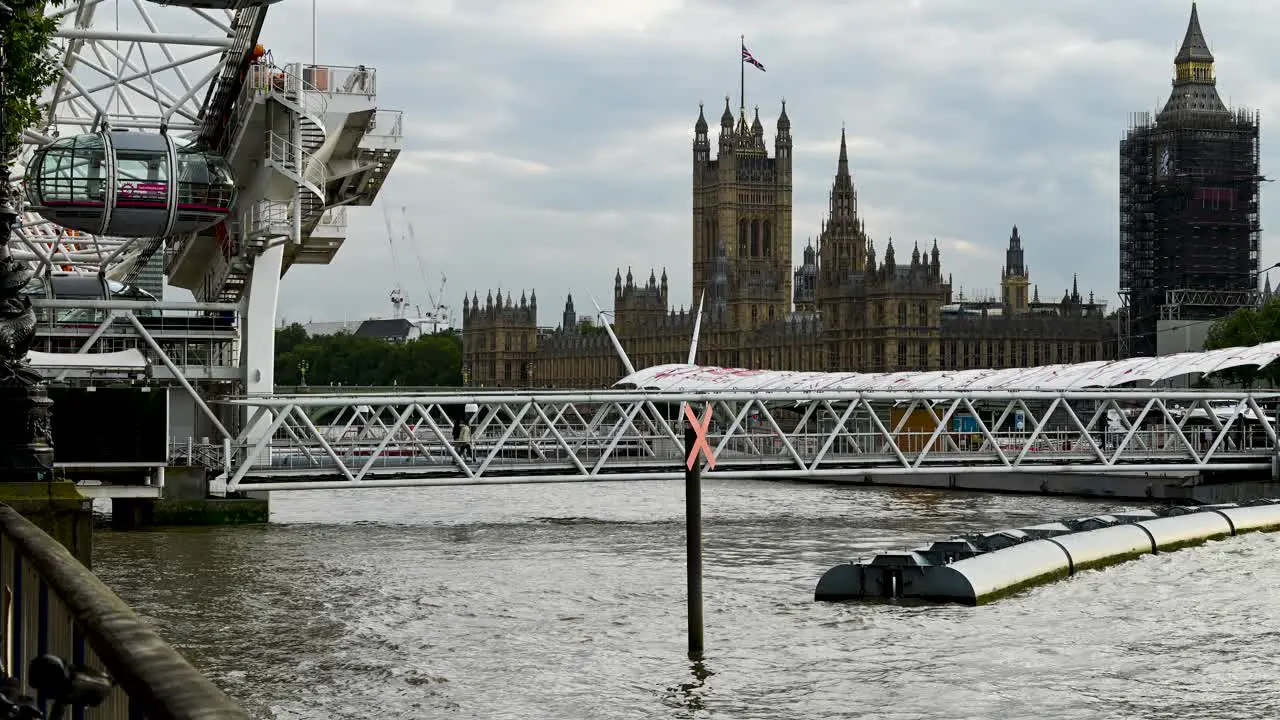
[92, 480, 1280, 719]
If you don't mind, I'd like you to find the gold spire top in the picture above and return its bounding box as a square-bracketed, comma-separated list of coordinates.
[1174, 2, 1214, 84]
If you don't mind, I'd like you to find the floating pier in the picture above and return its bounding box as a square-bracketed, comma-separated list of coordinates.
[814, 500, 1280, 606]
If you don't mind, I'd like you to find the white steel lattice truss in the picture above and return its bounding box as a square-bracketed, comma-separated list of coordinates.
[221, 388, 1280, 491]
[219, 341, 1280, 491]
[10, 0, 266, 279]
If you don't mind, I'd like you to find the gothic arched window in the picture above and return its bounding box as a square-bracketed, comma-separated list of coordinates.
[763, 220, 772, 257]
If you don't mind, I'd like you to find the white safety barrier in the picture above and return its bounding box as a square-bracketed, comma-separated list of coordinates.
[815, 502, 1280, 605]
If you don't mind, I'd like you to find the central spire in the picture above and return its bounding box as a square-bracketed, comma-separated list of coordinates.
[1175, 2, 1213, 67]
[837, 125, 849, 177]
[828, 126, 856, 215]
[1160, 3, 1226, 118]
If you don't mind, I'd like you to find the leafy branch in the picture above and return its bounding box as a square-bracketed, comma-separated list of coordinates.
[3, 0, 63, 157]
[1203, 299, 1280, 387]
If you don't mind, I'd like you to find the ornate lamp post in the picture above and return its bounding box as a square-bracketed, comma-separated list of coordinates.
[0, 0, 55, 482]
[297, 358, 309, 387]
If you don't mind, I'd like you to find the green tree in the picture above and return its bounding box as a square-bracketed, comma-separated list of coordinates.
[576, 319, 606, 336]
[275, 322, 309, 356]
[3, 0, 61, 153]
[274, 326, 463, 387]
[2, 0, 63, 242]
[1203, 300, 1280, 387]
[0, 0, 63, 387]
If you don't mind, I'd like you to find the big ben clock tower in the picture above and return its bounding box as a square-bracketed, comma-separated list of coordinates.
[1119, 2, 1260, 358]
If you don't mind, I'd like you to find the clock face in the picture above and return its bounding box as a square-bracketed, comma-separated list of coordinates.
[1159, 147, 1172, 176]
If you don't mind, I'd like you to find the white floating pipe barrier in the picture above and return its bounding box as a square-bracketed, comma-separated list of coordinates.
[814, 499, 1280, 606]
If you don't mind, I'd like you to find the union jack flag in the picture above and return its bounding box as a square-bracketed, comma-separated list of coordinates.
[742, 44, 765, 72]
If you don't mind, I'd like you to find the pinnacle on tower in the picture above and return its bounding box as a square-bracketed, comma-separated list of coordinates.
[1160, 2, 1227, 117]
[695, 102, 708, 133]
[837, 126, 849, 177]
[720, 95, 733, 127]
[777, 98, 790, 131]
[1175, 2, 1214, 66]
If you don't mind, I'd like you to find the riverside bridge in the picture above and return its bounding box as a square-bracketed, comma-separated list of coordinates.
[209, 344, 1280, 493]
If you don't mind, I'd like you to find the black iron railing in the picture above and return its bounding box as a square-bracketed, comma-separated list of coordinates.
[0, 505, 247, 719]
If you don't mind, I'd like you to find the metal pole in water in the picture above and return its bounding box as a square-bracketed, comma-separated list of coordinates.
[684, 422, 705, 659]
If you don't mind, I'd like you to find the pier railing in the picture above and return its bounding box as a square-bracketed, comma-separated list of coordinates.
[218, 389, 1280, 491]
[0, 505, 247, 719]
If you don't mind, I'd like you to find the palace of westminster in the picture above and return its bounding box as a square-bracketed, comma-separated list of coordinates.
[462, 5, 1253, 389]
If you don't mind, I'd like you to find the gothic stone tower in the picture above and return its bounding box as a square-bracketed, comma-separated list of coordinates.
[815, 129, 869, 312]
[793, 240, 817, 313]
[812, 128, 948, 371]
[692, 97, 793, 331]
[613, 266, 669, 335]
[461, 289, 538, 387]
[1001, 225, 1030, 313]
[1120, 2, 1261, 357]
[813, 128, 872, 369]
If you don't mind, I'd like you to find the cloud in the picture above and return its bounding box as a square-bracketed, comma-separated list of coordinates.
[184, 0, 1280, 326]
[408, 150, 551, 177]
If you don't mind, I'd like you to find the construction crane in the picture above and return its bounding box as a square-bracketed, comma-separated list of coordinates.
[401, 206, 450, 333]
[382, 201, 408, 320]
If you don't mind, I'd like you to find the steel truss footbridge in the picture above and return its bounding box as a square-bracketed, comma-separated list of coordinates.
[215, 342, 1280, 492]
[11, 0, 404, 482]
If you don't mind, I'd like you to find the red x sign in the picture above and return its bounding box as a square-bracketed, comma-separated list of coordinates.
[683, 403, 716, 470]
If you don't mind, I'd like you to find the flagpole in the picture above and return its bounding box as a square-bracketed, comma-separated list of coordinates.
[739, 34, 745, 113]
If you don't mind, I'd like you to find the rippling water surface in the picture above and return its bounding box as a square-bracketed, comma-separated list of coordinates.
[91, 481, 1280, 719]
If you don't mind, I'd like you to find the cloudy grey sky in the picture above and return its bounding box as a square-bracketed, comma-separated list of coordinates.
[252, 0, 1280, 328]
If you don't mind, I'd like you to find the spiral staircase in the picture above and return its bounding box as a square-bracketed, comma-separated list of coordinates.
[187, 64, 331, 303]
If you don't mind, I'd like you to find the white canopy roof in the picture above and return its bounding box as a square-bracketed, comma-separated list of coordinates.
[615, 341, 1280, 393]
[26, 349, 147, 371]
